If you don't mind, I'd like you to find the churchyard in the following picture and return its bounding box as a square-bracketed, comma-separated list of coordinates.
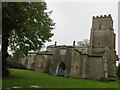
[3, 68, 118, 89]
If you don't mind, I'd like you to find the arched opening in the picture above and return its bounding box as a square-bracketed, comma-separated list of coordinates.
[57, 63, 65, 76]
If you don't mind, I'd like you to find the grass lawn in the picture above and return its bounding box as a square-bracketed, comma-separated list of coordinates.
[2, 68, 119, 88]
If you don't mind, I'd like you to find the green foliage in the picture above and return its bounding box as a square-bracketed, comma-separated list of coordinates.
[2, 2, 55, 76]
[3, 69, 118, 88]
[100, 77, 109, 82]
[77, 39, 90, 47]
[7, 60, 27, 70]
[3, 2, 55, 56]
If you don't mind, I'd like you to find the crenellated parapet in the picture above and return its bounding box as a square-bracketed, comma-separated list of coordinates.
[91, 14, 113, 30]
[93, 14, 112, 19]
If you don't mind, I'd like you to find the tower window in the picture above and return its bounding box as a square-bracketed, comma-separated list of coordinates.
[76, 66, 78, 69]
[99, 23, 103, 30]
[98, 42, 100, 46]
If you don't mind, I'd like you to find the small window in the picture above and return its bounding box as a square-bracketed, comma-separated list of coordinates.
[98, 42, 100, 46]
[76, 66, 78, 72]
[99, 23, 103, 30]
[76, 66, 78, 69]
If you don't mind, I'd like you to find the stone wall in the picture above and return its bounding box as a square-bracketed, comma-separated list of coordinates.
[104, 49, 118, 77]
[20, 54, 36, 70]
[70, 49, 81, 78]
[75, 47, 89, 53]
[87, 56, 104, 80]
[34, 54, 53, 73]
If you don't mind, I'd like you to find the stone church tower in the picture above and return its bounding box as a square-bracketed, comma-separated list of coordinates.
[90, 14, 115, 53]
[90, 14, 117, 78]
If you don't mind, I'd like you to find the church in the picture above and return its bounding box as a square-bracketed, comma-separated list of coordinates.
[20, 14, 118, 81]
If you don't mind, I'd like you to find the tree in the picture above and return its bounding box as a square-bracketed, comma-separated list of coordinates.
[2, 2, 55, 76]
[118, 63, 120, 78]
[77, 39, 90, 47]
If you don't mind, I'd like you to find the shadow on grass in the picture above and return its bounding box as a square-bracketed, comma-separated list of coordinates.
[3, 74, 26, 79]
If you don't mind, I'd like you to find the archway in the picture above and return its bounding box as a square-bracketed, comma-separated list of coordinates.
[57, 63, 65, 76]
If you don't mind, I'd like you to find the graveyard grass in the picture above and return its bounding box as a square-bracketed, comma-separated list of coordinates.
[3, 68, 119, 88]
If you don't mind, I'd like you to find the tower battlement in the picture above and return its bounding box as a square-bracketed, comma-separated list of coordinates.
[93, 14, 112, 19]
[91, 14, 113, 30]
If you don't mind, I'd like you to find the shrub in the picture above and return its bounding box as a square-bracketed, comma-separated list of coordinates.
[7, 60, 27, 70]
[118, 63, 120, 78]
[100, 78, 109, 82]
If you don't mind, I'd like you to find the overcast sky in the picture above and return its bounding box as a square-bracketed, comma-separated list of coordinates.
[45, 1, 118, 56]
